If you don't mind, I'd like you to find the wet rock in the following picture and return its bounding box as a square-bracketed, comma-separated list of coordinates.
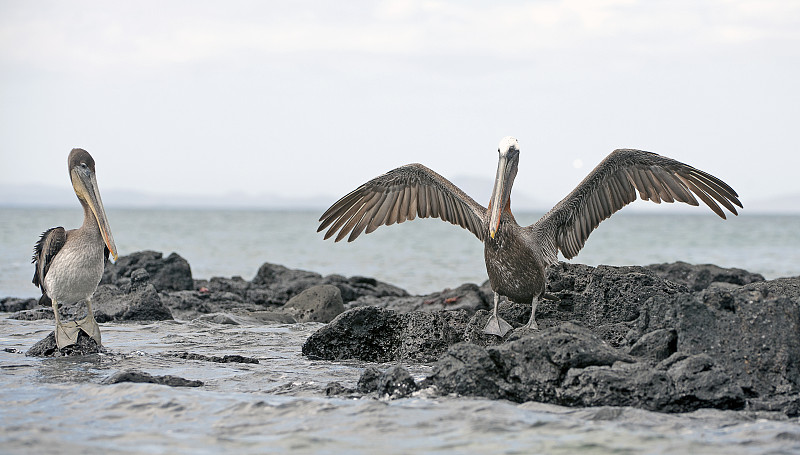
[102, 250, 193, 292]
[324, 274, 409, 304]
[0, 297, 38, 313]
[302, 307, 402, 362]
[376, 366, 419, 398]
[673, 282, 800, 400]
[349, 283, 489, 314]
[325, 382, 355, 396]
[170, 351, 259, 364]
[627, 328, 678, 362]
[542, 263, 688, 344]
[560, 361, 675, 410]
[302, 306, 470, 362]
[195, 313, 240, 325]
[560, 353, 746, 412]
[104, 369, 203, 387]
[425, 324, 634, 403]
[252, 263, 407, 306]
[159, 290, 213, 318]
[247, 311, 297, 324]
[94, 269, 173, 321]
[646, 261, 765, 291]
[664, 353, 746, 411]
[10, 307, 54, 321]
[25, 330, 102, 357]
[420, 342, 504, 399]
[357, 366, 383, 393]
[353, 366, 419, 398]
[204, 276, 250, 295]
[282, 285, 345, 323]
[398, 310, 470, 362]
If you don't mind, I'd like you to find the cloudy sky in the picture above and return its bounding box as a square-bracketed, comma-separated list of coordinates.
[1, 0, 798, 211]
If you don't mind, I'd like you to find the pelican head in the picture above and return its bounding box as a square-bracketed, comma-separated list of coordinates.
[68, 148, 118, 261]
[488, 136, 520, 239]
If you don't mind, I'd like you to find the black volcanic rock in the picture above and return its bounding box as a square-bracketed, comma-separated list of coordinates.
[251, 262, 408, 306]
[282, 284, 345, 323]
[102, 250, 193, 292]
[646, 261, 765, 291]
[0, 297, 38, 313]
[303, 262, 800, 415]
[26, 330, 102, 357]
[104, 370, 203, 387]
[302, 307, 402, 362]
[376, 366, 419, 398]
[348, 283, 489, 314]
[423, 324, 634, 403]
[94, 269, 173, 321]
[301, 306, 469, 363]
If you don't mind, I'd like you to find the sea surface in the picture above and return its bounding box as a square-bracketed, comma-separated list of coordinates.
[2, 207, 800, 454]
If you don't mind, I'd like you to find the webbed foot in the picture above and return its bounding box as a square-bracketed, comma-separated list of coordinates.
[483, 314, 513, 337]
[54, 315, 102, 350]
[521, 319, 539, 331]
[55, 320, 81, 349]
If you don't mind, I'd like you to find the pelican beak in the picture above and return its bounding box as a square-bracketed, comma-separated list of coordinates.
[488, 151, 515, 239]
[72, 166, 118, 262]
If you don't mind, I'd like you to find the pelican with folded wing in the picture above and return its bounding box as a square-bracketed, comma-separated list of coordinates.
[33, 148, 118, 349]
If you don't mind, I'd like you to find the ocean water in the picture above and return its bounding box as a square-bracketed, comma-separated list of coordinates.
[2, 206, 800, 454]
[2, 207, 799, 298]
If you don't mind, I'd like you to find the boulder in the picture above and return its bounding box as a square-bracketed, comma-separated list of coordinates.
[301, 306, 469, 363]
[348, 283, 489, 314]
[102, 250, 193, 292]
[0, 297, 38, 313]
[646, 261, 765, 291]
[103, 370, 203, 387]
[282, 284, 345, 323]
[94, 269, 173, 321]
[302, 306, 402, 362]
[26, 330, 101, 357]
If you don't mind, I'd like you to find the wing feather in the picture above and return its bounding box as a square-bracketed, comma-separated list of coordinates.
[532, 149, 741, 265]
[31, 226, 67, 295]
[319, 163, 488, 242]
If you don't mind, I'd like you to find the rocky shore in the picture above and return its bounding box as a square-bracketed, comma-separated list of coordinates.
[3, 250, 798, 416]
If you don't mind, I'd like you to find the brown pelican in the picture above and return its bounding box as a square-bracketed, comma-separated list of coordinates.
[32, 148, 118, 350]
[318, 137, 742, 336]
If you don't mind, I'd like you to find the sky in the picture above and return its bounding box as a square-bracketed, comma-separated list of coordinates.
[1, 0, 799, 211]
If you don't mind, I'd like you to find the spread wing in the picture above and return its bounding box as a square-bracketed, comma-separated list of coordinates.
[318, 163, 488, 242]
[32, 226, 67, 295]
[532, 149, 742, 265]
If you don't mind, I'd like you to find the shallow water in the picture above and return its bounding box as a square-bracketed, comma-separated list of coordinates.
[2, 317, 799, 455]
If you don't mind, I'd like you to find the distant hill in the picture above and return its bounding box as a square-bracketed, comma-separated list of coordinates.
[0, 184, 332, 210]
[1, 183, 798, 214]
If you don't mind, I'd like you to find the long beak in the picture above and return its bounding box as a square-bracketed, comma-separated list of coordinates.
[488, 153, 512, 239]
[74, 168, 118, 261]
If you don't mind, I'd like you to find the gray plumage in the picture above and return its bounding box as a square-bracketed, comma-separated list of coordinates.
[319, 137, 741, 336]
[31, 148, 118, 349]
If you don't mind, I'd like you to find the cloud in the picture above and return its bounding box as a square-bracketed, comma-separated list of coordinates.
[2, 0, 798, 76]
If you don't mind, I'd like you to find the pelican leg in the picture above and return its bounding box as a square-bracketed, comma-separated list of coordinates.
[483, 292, 513, 337]
[74, 297, 102, 346]
[52, 298, 81, 349]
[522, 297, 539, 331]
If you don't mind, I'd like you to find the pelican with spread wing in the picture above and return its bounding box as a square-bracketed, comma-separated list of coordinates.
[319, 137, 741, 336]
